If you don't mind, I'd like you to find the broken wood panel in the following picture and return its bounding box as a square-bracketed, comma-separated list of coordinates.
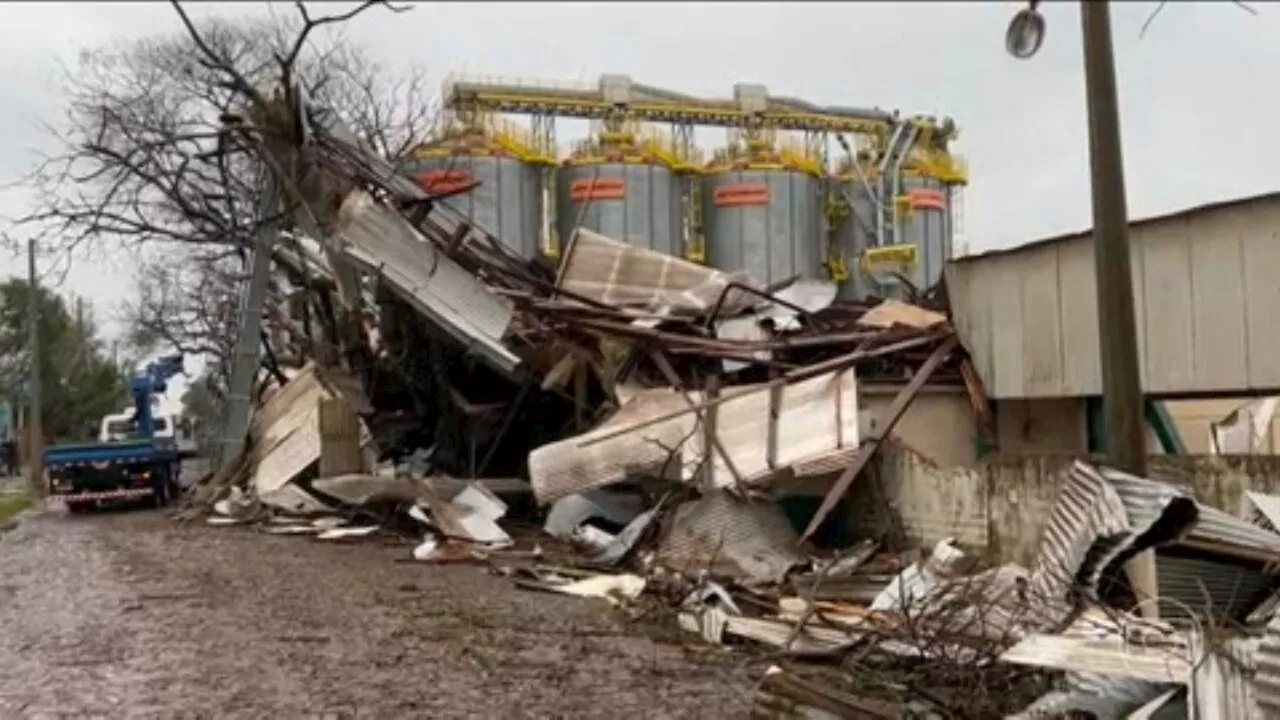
[252, 404, 322, 496]
[318, 397, 364, 478]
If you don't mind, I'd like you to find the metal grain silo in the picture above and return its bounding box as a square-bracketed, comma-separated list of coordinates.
[830, 162, 955, 300]
[556, 130, 685, 258]
[701, 139, 823, 286]
[829, 168, 878, 301]
[896, 175, 953, 291]
[401, 123, 549, 260]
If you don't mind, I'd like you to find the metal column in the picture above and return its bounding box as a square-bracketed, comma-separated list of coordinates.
[215, 175, 282, 471]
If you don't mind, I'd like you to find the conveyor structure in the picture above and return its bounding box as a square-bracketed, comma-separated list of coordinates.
[441, 74, 968, 297]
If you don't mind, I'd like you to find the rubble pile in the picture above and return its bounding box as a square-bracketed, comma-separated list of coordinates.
[184, 102, 983, 547]
[182, 103, 1280, 717]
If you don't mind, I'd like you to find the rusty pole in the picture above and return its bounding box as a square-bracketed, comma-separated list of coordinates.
[1081, 1, 1147, 478]
[27, 238, 44, 497]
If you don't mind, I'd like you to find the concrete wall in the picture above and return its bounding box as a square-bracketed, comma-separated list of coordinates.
[858, 385, 977, 468]
[993, 398, 1088, 454]
[847, 444, 1280, 566]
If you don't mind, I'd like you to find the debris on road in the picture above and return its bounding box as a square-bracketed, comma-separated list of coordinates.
[174, 98, 1280, 718]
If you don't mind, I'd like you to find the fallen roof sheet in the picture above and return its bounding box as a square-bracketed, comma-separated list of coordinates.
[1001, 631, 1191, 685]
[336, 190, 521, 378]
[687, 367, 859, 489]
[656, 490, 805, 585]
[528, 387, 697, 503]
[556, 228, 757, 316]
[1027, 460, 1280, 625]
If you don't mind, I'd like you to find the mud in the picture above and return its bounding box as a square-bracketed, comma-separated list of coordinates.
[0, 508, 757, 718]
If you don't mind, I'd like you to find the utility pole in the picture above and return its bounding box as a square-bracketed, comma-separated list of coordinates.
[1008, 0, 1154, 616]
[1006, 1, 1147, 477]
[27, 239, 44, 497]
[1081, 2, 1147, 479]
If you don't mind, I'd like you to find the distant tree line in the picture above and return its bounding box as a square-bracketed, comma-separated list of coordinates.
[0, 279, 131, 444]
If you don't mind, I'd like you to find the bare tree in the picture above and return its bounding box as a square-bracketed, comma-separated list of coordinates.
[20, 2, 436, 403]
[22, 4, 432, 258]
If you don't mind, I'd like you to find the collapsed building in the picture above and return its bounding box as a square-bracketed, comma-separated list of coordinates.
[187, 76, 1280, 717]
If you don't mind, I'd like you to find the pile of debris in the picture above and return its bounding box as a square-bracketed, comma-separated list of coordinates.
[178, 101, 1280, 716]
[184, 101, 984, 549]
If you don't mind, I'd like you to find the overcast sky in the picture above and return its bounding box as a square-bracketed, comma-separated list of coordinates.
[0, 1, 1273, 351]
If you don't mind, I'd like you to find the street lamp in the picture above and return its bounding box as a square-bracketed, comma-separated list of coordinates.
[1006, 0, 1046, 59]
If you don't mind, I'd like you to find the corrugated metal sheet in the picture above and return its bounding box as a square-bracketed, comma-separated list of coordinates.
[556, 228, 754, 315]
[687, 368, 859, 488]
[1025, 461, 1148, 618]
[305, 109, 522, 378]
[656, 490, 805, 584]
[1027, 461, 1280, 625]
[1258, 612, 1280, 712]
[1190, 635, 1265, 720]
[1098, 465, 1280, 562]
[528, 387, 698, 503]
[337, 191, 520, 377]
[945, 193, 1280, 398]
[1154, 554, 1274, 622]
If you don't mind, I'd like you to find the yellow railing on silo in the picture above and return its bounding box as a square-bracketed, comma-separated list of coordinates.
[913, 149, 968, 185]
[776, 137, 823, 176]
[483, 116, 558, 165]
[637, 126, 702, 172]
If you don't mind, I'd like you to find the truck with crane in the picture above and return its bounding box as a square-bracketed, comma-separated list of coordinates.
[44, 354, 187, 513]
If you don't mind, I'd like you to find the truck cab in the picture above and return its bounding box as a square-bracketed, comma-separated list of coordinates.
[100, 411, 175, 443]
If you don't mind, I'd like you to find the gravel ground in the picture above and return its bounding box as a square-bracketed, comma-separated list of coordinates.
[0, 506, 757, 718]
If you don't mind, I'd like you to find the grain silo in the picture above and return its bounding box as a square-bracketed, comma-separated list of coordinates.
[556, 125, 686, 257]
[830, 157, 957, 300]
[701, 136, 824, 287]
[401, 119, 551, 260]
[896, 175, 953, 292]
[828, 160, 878, 301]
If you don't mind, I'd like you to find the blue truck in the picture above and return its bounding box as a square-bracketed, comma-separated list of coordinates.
[44, 355, 187, 513]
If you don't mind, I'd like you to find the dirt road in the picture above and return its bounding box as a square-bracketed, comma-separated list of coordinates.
[0, 508, 756, 718]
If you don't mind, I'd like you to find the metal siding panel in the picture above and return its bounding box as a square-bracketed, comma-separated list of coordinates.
[1057, 238, 1103, 395]
[1129, 228, 1151, 392]
[951, 197, 1280, 398]
[946, 261, 997, 396]
[1139, 222, 1195, 393]
[989, 254, 1028, 398]
[1190, 216, 1249, 391]
[1019, 246, 1065, 396]
[1241, 204, 1280, 388]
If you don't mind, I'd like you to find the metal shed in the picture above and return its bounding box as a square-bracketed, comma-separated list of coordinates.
[946, 191, 1280, 399]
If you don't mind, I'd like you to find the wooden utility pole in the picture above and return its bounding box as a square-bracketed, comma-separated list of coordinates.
[1081, 1, 1147, 479]
[27, 239, 44, 496]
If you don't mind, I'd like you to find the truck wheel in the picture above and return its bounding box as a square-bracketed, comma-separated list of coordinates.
[66, 500, 90, 515]
[152, 479, 169, 508]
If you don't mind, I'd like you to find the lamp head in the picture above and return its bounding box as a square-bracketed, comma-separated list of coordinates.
[1006, 5, 1046, 60]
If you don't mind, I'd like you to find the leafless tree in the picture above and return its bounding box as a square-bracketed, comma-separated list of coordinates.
[20, 2, 437, 397]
